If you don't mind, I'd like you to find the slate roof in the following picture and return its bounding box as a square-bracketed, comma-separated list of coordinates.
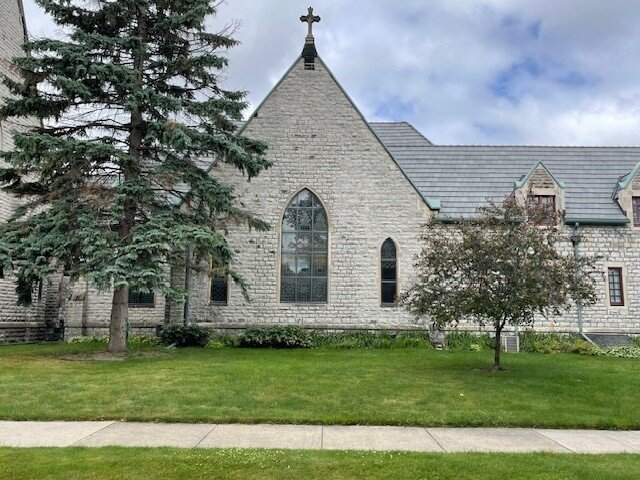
[369, 122, 640, 224]
[368, 121, 434, 147]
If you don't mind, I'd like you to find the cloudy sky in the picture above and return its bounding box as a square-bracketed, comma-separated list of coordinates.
[21, 0, 640, 146]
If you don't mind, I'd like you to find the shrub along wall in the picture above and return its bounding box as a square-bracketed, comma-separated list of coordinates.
[65, 325, 640, 357]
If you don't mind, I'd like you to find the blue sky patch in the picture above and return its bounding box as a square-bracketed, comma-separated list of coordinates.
[374, 96, 416, 121]
[499, 15, 541, 40]
[527, 20, 541, 39]
[490, 57, 542, 102]
[555, 70, 596, 87]
[490, 56, 596, 103]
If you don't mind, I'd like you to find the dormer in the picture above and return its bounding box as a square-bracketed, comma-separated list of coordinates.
[513, 162, 566, 223]
[614, 162, 640, 227]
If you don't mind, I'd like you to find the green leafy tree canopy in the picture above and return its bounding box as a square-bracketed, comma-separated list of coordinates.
[402, 196, 598, 370]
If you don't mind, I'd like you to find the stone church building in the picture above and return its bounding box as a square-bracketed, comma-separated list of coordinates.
[0, 0, 60, 342]
[2, 4, 640, 342]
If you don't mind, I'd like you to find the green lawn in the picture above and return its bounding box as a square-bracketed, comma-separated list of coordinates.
[1, 342, 639, 428]
[1, 448, 640, 480]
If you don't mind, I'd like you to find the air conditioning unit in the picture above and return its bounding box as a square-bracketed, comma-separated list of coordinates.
[501, 335, 520, 353]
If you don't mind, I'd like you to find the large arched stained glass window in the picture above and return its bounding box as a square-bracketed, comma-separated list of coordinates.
[381, 238, 398, 306]
[281, 189, 328, 303]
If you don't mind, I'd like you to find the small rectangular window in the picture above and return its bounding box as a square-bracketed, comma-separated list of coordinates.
[608, 267, 625, 307]
[632, 197, 640, 227]
[535, 195, 556, 225]
[210, 277, 228, 305]
[128, 289, 155, 308]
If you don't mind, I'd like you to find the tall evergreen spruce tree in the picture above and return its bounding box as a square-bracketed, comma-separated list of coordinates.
[0, 0, 269, 352]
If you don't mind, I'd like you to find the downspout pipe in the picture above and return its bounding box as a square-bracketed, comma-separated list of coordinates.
[571, 223, 595, 344]
[183, 247, 191, 326]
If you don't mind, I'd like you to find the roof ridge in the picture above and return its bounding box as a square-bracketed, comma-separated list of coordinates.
[402, 122, 434, 146]
[369, 121, 435, 146]
[368, 121, 411, 125]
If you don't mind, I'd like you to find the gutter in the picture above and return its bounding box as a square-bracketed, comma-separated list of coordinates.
[437, 216, 629, 226]
[564, 217, 628, 226]
[570, 223, 595, 345]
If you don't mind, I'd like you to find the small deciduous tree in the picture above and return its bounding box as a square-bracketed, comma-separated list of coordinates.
[0, 0, 270, 352]
[402, 196, 598, 370]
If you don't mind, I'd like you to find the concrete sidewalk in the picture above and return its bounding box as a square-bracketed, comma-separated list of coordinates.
[1, 421, 640, 453]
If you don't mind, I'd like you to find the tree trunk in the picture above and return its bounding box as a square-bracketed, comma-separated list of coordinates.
[492, 323, 504, 371]
[107, 284, 128, 353]
[106, 4, 146, 353]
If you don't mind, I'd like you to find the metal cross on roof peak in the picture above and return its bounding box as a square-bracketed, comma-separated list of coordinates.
[300, 7, 321, 37]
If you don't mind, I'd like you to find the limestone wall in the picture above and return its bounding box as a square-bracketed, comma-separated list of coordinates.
[61, 278, 167, 339]
[424, 224, 640, 335]
[184, 57, 432, 330]
[564, 225, 640, 333]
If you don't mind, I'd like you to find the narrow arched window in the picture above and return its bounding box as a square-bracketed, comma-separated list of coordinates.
[281, 189, 328, 303]
[381, 238, 397, 306]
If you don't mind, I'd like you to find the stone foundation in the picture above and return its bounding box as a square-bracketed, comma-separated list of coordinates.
[0, 322, 48, 343]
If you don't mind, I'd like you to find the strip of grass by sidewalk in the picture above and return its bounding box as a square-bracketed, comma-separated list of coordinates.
[2, 448, 639, 480]
[1, 342, 639, 428]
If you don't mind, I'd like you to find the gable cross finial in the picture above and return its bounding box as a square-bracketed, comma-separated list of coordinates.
[300, 7, 321, 37]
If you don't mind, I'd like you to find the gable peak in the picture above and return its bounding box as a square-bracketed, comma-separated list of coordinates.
[300, 7, 320, 67]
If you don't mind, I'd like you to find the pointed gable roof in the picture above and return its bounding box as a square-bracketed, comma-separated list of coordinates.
[237, 55, 441, 211]
[514, 162, 566, 190]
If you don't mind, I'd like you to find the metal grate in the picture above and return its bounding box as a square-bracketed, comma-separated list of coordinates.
[501, 335, 520, 353]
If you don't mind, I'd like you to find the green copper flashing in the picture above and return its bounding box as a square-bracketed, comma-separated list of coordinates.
[514, 161, 566, 190]
[617, 161, 640, 190]
[425, 198, 441, 210]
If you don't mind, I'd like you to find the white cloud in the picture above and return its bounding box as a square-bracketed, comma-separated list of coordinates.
[21, 0, 640, 145]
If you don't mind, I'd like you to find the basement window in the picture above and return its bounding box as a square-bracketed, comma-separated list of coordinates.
[210, 277, 228, 305]
[128, 289, 155, 308]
